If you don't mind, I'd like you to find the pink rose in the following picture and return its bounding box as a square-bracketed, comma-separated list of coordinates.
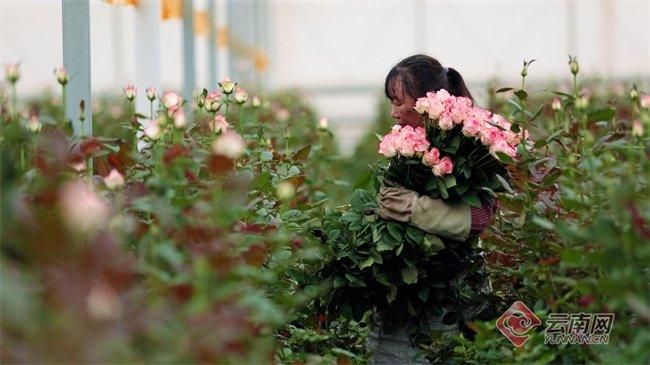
[210, 114, 228, 134]
[427, 97, 445, 119]
[162, 90, 182, 111]
[462, 118, 482, 137]
[438, 111, 454, 130]
[422, 147, 440, 167]
[414, 97, 430, 115]
[205, 91, 222, 112]
[432, 156, 454, 177]
[490, 139, 517, 159]
[123, 84, 136, 101]
[379, 134, 398, 157]
[491, 114, 512, 131]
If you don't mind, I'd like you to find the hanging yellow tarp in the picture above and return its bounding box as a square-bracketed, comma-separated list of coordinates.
[217, 26, 230, 47]
[194, 10, 209, 36]
[104, 0, 139, 5]
[161, 0, 182, 20]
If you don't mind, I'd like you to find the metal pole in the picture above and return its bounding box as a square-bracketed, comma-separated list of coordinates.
[62, 0, 92, 137]
[182, 0, 196, 112]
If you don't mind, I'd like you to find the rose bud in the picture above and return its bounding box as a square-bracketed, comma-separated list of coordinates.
[275, 181, 295, 200]
[162, 90, 182, 111]
[54, 66, 68, 86]
[123, 84, 137, 101]
[86, 281, 122, 321]
[146, 86, 156, 101]
[569, 56, 579, 75]
[575, 95, 589, 110]
[104, 169, 125, 190]
[630, 86, 639, 101]
[209, 114, 228, 134]
[218, 76, 236, 94]
[212, 131, 245, 159]
[421, 147, 440, 167]
[172, 108, 187, 129]
[632, 120, 644, 138]
[641, 94, 650, 109]
[26, 115, 42, 133]
[551, 97, 562, 111]
[204, 91, 222, 112]
[4, 62, 20, 84]
[317, 117, 329, 131]
[59, 181, 110, 233]
[251, 95, 261, 109]
[234, 87, 248, 104]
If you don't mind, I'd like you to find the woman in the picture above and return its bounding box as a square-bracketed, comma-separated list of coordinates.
[366, 54, 499, 364]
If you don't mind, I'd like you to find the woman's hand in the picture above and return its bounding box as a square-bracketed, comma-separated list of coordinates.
[377, 185, 499, 241]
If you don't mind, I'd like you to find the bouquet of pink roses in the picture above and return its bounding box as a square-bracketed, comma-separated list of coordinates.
[378, 89, 528, 206]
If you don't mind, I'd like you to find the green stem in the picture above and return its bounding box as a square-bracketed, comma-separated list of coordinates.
[62, 86, 67, 128]
[12, 84, 17, 122]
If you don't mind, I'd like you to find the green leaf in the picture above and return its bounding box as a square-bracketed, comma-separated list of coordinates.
[387, 285, 398, 303]
[401, 267, 418, 284]
[386, 222, 403, 242]
[292, 144, 311, 161]
[514, 89, 528, 101]
[436, 179, 449, 199]
[443, 175, 457, 189]
[532, 216, 554, 230]
[354, 170, 373, 189]
[495, 173, 514, 193]
[359, 256, 374, 270]
[462, 192, 481, 208]
[418, 287, 429, 302]
[495, 87, 514, 93]
[587, 108, 615, 122]
[495, 151, 515, 164]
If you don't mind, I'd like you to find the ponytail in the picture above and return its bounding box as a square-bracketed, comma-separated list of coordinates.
[446, 67, 474, 102]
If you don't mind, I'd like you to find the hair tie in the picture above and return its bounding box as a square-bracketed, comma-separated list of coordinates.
[443, 67, 449, 74]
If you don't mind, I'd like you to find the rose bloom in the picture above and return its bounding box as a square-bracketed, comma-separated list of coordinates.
[204, 91, 222, 112]
[212, 131, 245, 159]
[490, 139, 517, 159]
[234, 87, 248, 104]
[172, 108, 187, 129]
[144, 118, 163, 140]
[209, 114, 228, 134]
[551, 97, 562, 111]
[450, 96, 473, 124]
[462, 118, 482, 137]
[104, 169, 125, 190]
[491, 114, 511, 131]
[421, 147, 440, 167]
[59, 181, 110, 233]
[218, 76, 236, 94]
[162, 90, 182, 111]
[438, 111, 455, 130]
[395, 131, 416, 157]
[480, 126, 506, 146]
[432, 156, 454, 177]
[378, 133, 397, 157]
[641, 94, 650, 109]
[414, 97, 430, 115]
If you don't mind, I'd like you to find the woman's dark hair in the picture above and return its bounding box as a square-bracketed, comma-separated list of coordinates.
[384, 54, 474, 104]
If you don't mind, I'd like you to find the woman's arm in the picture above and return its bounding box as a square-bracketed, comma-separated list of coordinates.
[377, 185, 499, 241]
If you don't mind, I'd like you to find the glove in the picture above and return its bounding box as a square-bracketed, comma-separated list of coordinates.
[378, 185, 489, 242]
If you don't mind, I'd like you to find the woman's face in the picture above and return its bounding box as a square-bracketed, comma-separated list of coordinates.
[389, 80, 421, 127]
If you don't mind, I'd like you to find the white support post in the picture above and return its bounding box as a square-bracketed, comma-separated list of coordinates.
[62, 0, 92, 137]
[217, 0, 230, 82]
[208, 0, 218, 88]
[182, 0, 196, 111]
[135, 0, 161, 120]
